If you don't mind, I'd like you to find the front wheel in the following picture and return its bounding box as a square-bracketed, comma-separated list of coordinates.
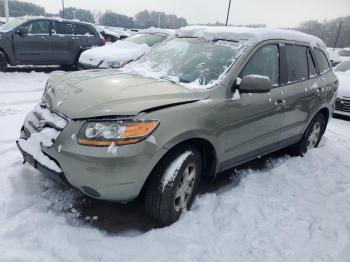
[289, 113, 326, 156]
[0, 51, 7, 72]
[145, 146, 202, 226]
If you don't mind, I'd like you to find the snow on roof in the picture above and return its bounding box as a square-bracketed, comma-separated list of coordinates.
[5, 16, 93, 25]
[142, 27, 175, 36]
[176, 26, 326, 49]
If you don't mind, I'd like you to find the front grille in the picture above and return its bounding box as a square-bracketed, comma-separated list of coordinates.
[22, 106, 68, 144]
[335, 98, 350, 112]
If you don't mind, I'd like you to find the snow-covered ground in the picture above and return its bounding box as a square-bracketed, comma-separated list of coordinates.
[1, 71, 350, 262]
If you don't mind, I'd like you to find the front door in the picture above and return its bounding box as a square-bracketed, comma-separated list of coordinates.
[222, 44, 285, 168]
[13, 20, 52, 63]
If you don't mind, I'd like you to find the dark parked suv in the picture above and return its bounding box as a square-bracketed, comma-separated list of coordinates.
[0, 17, 106, 71]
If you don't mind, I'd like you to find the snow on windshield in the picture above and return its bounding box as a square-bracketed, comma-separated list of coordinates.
[123, 38, 246, 89]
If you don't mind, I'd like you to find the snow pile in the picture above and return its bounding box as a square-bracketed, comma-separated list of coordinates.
[79, 41, 150, 68]
[176, 26, 326, 48]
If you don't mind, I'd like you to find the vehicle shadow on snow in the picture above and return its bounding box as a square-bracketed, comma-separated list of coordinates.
[6, 66, 69, 73]
[44, 148, 291, 235]
[333, 114, 350, 122]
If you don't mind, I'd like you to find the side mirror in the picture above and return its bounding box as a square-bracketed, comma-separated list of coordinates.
[239, 75, 272, 93]
[15, 27, 28, 37]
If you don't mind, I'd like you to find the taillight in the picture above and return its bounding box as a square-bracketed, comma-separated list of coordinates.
[99, 38, 107, 46]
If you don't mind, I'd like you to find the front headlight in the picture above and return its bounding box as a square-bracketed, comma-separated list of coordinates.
[77, 120, 159, 146]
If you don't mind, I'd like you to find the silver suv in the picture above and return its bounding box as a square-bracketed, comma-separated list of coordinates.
[17, 26, 338, 225]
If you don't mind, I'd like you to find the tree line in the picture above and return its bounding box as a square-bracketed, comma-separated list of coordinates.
[0, 0, 188, 29]
[296, 16, 350, 48]
[0, 0, 349, 47]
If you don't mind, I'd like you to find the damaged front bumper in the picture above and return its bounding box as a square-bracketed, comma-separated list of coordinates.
[16, 140, 71, 187]
[17, 105, 168, 202]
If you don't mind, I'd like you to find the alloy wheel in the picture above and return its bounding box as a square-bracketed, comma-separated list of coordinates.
[174, 163, 196, 212]
[307, 121, 321, 149]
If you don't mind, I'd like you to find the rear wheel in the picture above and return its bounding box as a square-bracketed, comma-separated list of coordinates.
[0, 51, 7, 72]
[289, 113, 326, 156]
[145, 146, 202, 226]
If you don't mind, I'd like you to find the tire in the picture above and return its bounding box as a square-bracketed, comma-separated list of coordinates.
[61, 53, 81, 71]
[0, 51, 7, 72]
[145, 146, 202, 226]
[289, 113, 326, 156]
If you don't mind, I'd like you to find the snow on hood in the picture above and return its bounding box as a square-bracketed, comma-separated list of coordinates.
[335, 72, 350, 98]
[176, 26, 325, 48]
[142, 27, 175, 36]
[79, 41, 150, 68]
[45, 70, 210, 118]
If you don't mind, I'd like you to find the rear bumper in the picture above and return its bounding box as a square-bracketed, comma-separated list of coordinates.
[16, 141, 71, 187]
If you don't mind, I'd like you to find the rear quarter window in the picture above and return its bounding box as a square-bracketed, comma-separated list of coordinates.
[285, 45, 308, 83]
[54, 22, 74, 35]
[314, 49, 331, 74]
[74, 24, 95, 36]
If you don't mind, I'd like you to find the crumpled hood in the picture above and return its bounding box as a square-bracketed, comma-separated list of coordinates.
[45, 70, 210, 119]
[79, 41, 151, 68]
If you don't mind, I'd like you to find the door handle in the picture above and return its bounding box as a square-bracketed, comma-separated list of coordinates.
[316, 87, 324, 93]
[274, 99, 287, 110]
[275, 99, 286, 106]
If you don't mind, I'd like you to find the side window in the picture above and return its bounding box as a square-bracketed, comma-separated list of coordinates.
[74, 24, 95, 36]
[307, 49, 317, 78]
[314, 49, 330, 74]
[240, 45, 279, 86]
[285, 45, 308, 83]
[25, 21, 50, 35]
[54, 22, 74, 35]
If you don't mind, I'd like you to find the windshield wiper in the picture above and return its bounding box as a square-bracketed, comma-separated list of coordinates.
[160, 76, 177, 84]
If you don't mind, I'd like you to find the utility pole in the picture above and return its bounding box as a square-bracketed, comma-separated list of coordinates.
[5, 0, 10, 22]
[61, 0, 65, 18]
[333, 21, 343, 51]
[225, 0, 232, 26]
[72, 10, 76, 20]
[158, 12, 161, 28]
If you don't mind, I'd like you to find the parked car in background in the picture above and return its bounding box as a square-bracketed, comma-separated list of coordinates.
[78, 28, 174, 69]
[96, 25, 120, 43]
[105, 26, 130, 40]
[327, 47, 350, 67]
[334, 60, 350, 116]
[18, 26, 338, 225]
[0, 17, 106, 71]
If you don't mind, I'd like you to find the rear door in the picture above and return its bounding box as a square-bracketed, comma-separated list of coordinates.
[51, 21, 81, 65]
[222, 43, 285, 168]
[13, 20, 52, 63]
[279, 44, 323, 142]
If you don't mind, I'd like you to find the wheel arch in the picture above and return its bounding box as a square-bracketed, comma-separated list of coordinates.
[140, 136, 220, 197]
[0, 47, 10, 63]
[304, 106, 330, 135]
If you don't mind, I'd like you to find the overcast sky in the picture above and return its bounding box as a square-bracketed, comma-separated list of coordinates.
[20, 0, 350, 27]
